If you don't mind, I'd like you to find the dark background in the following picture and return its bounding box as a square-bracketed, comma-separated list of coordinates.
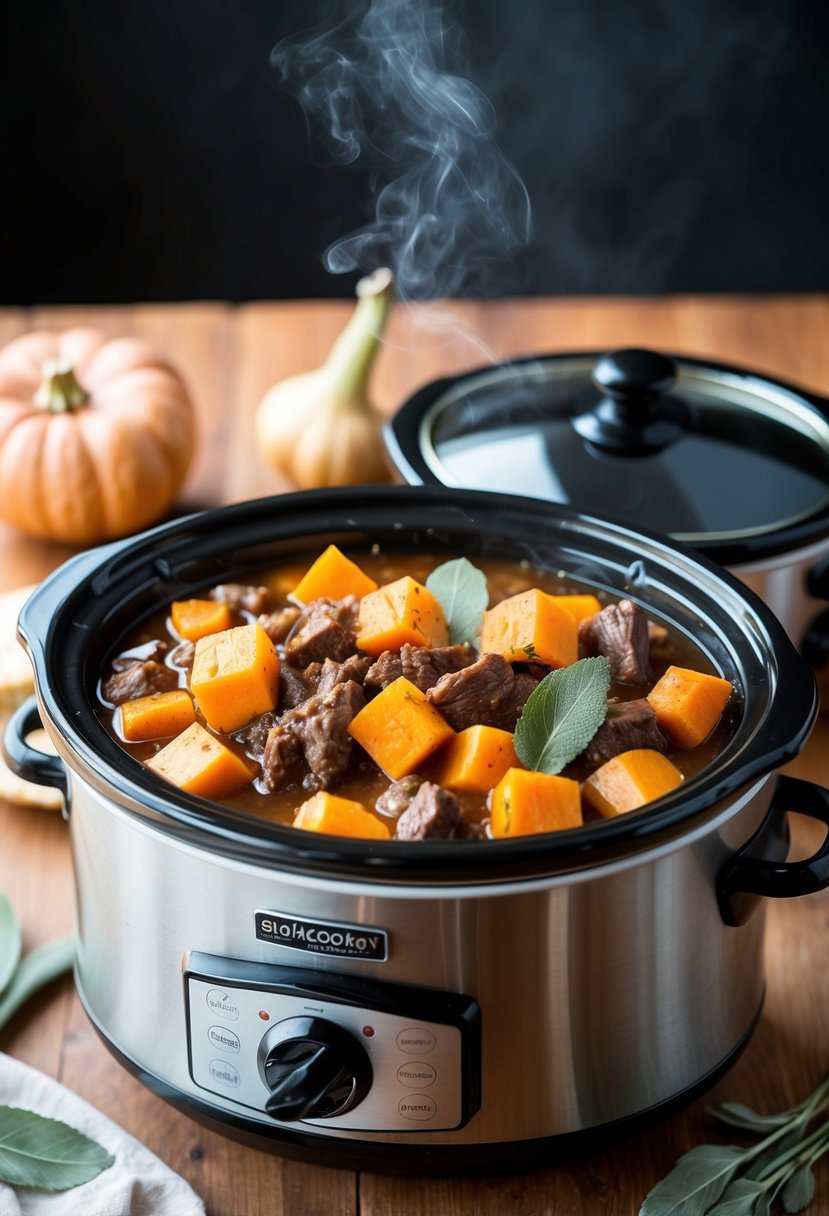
[1, 0, 826, 304]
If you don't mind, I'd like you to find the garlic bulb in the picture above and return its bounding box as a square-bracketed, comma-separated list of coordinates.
[254, 267, 394, 489]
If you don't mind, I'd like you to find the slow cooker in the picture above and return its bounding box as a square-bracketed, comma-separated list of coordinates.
[386, 349, 829, 695]
[5, 487, 829, 1173]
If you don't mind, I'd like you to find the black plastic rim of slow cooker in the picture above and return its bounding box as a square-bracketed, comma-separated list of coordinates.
[17, 485, 818, 885]
[386, 352, 829, 567]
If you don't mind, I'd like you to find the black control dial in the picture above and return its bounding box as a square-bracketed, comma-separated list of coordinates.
[258, 1016, 372, 1121]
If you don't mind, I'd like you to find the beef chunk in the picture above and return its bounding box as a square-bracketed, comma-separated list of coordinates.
[426, 653, 537, 731]
[308, 654, 371, 697]
[395, 782, 463, 840]
[170, 640, 195, 668]
[102, 659, 178, 705]
[258, 607, 302, 645]
[279, 665, 313, 710]
[237, 710, 279, 756]
[375, 775, 423, 820]
[580, 599, 651, 685]
[211, 583, 273, 615]
[284, 599, 360, 667]
[583, 699, 667, 766]
[261, 680, 366, 792]
[365, 644, 475, 692]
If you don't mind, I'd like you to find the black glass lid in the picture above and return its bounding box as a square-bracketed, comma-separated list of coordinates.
[388, 350, 829, 564]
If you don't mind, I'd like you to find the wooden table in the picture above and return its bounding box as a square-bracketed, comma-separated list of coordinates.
[1, 296, 827, 1215]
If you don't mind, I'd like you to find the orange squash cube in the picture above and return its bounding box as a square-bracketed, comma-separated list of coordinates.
[290, 544, 378, 604]
[120, 688, 195, 742]
[190, 622, 280, 733]
[434, 725, 519, 794]
[348, 676, 455, 779]
[647, 665, 733, 747]
[583, 748, 684, 817]
[489, 768, 582, 838]
[547, 594, 602, 626]
[170, 598, 232, 642]
[480, 589, 577, 668]
[147, 722, 253, 798]
[356, 576, 448, 657]
[293, 791, 391, 840]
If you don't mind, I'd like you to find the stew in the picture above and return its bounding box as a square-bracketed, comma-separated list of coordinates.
[97, 545, 736, 840]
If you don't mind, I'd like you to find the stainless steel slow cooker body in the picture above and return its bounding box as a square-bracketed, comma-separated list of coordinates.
[6, 487, 829, 1174]
[386, 351, 829, 695]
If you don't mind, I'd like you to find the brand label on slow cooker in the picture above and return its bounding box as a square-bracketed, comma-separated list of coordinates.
[255, 911, 389, 961]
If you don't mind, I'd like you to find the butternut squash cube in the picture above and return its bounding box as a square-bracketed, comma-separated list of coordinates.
[647, 665, 733, 747]
[480, 589, 578, 668]
[190, 622, 280, 733]
[170, 598, 232, 642]
[147, 722, 253, 798]
[290, 544, 378, 604]
[348, 676, 455, 779]
[434, 724, 519, 794]
[293, 791, 391, 840]
[583, 748, 684, 818]
[547, 594, 602, 626]
[120, 688, 196, 742]
[490, 768, 582, 838]
[356, 576, 448, 657]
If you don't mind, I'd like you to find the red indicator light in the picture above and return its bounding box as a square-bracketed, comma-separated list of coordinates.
[362, 1025, 375, 1037]
[258, 1010, 270, 1021]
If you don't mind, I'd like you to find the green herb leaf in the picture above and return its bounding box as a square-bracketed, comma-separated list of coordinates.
[513, 656, 610, 775]
[0, 890, 22, 996]
[781, 1162, 816, 1213]
[425, 558, 488, 646]
[744, 1130, 804, 1181]
[711, 1102, 794, 1136]
[639, 1144, 744, 1216]
[0, 1106, 114, 1192]
[0, 938, 74, 1034]
[707, 1178, 771, 1216]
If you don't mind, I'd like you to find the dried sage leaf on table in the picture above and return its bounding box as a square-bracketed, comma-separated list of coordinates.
[0, 1106, 114, 1191]
[0, 891, 22, 996]
[0, 937, 73, 1034]
[639, 1143, 745, 1216]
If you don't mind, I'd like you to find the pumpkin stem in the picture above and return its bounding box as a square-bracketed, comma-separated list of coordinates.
[324, 267, 394, 408]
[34, 359, 90, 413]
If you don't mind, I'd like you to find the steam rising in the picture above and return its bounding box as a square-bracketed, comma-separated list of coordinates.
[272, 0, 532, 300]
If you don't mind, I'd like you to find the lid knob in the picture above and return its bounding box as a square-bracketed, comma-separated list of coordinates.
[571, 348, 690, 456]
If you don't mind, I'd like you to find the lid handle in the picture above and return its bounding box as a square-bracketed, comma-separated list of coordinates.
[571, 348, 690, 456]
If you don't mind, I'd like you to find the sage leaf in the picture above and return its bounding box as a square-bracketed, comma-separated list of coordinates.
[711, 1102, 793, 1135]
[0, 938, 74, 1034]
[0, 1106, 114, 1191]
[744, 1130, 804, 1182]
[781, 1162, 816, 1213]
[425, 558, 488, 646]
[0, 891, 22, 996]
[514, 656, 610, 775]
[639, 1144, 744, 1216]
[707, 1178, 771, 1216]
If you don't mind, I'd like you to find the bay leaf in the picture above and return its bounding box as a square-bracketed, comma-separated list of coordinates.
[425, 558, 488, 646]
[0, 1106, 113, 1191]
[514, 656, 610, 775]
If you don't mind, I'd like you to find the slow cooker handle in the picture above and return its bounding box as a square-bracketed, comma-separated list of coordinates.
[717, 775, 829, 926]
[2, 696, 70, 819]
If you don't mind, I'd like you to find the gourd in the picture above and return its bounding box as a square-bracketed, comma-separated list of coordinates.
[0, 328, 196, 544]
[254, 267, 393, 488]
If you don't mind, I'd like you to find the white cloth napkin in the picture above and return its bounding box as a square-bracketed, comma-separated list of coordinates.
[0, 1053, 205, 1216]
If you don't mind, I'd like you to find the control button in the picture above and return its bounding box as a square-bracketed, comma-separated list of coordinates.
[208, 1059, 241, 1089]
[396, 1027, 436, 1054]
[208, 1025, 241, 1054]
[396, 1061, 436, 1088]
[205, 989, 240, 1021]
[398, 1093, 437, 1121]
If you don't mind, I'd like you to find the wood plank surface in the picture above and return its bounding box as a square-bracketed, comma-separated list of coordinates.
[0, 296, 827, 1216]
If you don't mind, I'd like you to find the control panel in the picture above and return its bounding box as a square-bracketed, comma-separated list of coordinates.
[184, 952, 481, 1132]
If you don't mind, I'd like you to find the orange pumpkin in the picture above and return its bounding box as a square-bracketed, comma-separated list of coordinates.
[0, 328, 197, 544]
